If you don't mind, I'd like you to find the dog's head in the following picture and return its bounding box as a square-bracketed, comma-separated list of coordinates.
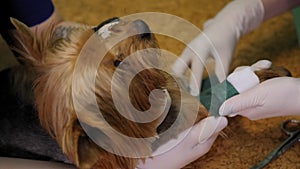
[11, 17, 207, 168]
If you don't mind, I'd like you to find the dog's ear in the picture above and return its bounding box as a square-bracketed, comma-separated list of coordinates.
[10, 17, 35, 43]
[10, 17, 46, 66]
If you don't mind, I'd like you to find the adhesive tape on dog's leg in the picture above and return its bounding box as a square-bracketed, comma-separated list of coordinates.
[227, 67, 259, 93]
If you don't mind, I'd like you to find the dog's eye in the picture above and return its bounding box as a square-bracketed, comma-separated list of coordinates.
[114, 59, 122, 67]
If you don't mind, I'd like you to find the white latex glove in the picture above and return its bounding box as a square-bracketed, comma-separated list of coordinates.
[136, 116, 228, 169]
[172, 0, 264, 96]
[219, 77, 300, 120]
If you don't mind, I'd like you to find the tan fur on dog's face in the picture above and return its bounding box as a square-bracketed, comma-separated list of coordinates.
[11, 18, 208, 169]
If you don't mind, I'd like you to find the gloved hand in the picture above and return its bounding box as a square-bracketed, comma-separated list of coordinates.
[219, 77, 300, 120]
[136, 116, 227, 169]
[172, 0, 265, 96]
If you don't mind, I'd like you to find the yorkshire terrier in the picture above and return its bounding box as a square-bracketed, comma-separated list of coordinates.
[0, 17, 291, 169]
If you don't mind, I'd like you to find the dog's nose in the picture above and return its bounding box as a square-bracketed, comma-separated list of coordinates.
[134, 20, 151, 39]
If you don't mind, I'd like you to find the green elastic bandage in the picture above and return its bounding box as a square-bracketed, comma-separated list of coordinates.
[197, 76, 239, 116]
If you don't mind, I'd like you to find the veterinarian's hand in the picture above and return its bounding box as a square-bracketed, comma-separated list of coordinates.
[219, 77, 300, 120]
[136, 116, 227, 169]
[172, 0, 264, 96]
